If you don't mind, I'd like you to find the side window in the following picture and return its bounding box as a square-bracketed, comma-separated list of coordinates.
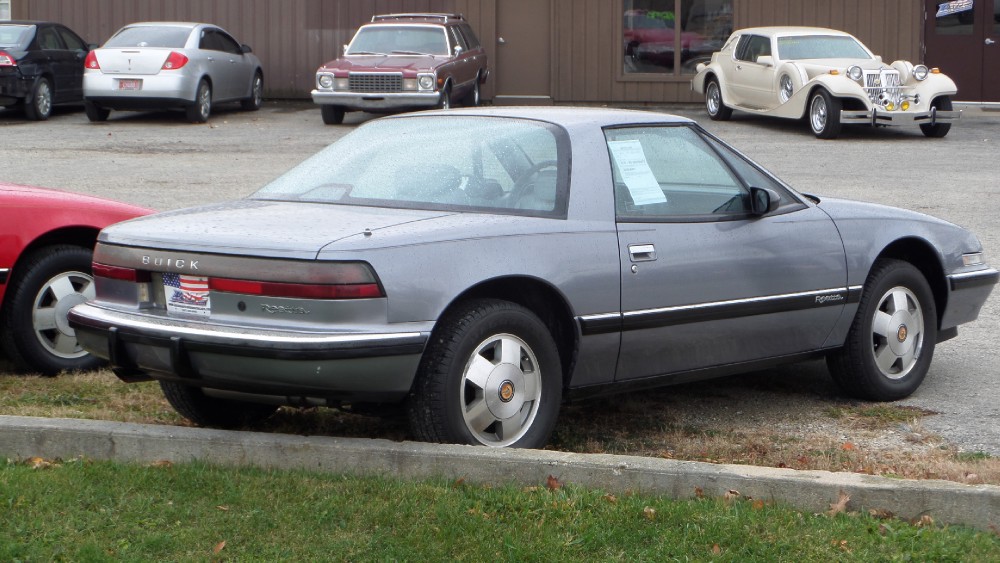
[216, 31, 243, 55]
[605, 125, 750, 219]
[36, 26, 64, 50]
[459, 24, 481, 50]
[448, 27, 467, 52]
[200, 29, 224, 52]
[735, 34, 770, 62]
[56, 26, 86, 51]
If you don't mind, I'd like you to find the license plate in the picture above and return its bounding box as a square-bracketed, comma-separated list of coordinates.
[117, 79, 142, 91]
[163, 274, 211, 317]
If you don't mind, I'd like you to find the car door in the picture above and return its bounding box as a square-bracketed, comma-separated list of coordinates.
[53, 25, 88, 102]
[34, 25, 74, 102]
[199, 28, 246, 101]
[605, 124, 848, 382]
[727, 34, 776, 108]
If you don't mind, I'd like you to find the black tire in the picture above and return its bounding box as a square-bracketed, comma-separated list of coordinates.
[809, 89, 842, 139]
[160, 381, 277, 428]
[463, 73, 481, 107]
[407, 299, 562, 448]
[704, 78, 732, 121]
[84, 100, 110, 122]
[827, 259, 937, 401]
[185, 79, 212, 123]
[437, 83, 452, 110]
[320, 105, 345, 125]
[0, 245, 102, 375]
[920, 96, 953, 138]
[24, 77, 53, 121]
[240, 71, 264, 111]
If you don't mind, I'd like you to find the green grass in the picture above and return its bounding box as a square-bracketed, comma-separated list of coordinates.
[1, 459, 998, 561]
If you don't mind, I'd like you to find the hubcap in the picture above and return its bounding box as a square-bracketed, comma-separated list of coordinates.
[36, 82, 52, 116]
[870, 286, 924, 379]
[811, 96, 828, 132]
[253, 77, 263, 105]
[199, 86, 211, 119]
[460, 333, 542, 447]
[779, 75, 793, 103]
[32, 271, 94, 359]
[707, 83, 720, 114]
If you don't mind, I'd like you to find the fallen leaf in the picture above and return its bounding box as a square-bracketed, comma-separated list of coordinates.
[602, 493, 617, 504]
[752, 499, 765, 510]
[643, 506, 656, 520]
[694, 486, 704, 499]
[28, 457, 52, 469]
[453, 477, 465, 487]
[522, 486, 539, 493]
[149, 460, 173, 468]
[216, 505, 229, 511]
[827, 490, 850, 516]
[723, 489, 741, 503]
[914, 514, 935, 528]
[712, 544, 721, 554]
[868, 508, 894, 520]
[213, 541, 226, 554]
[546, 474, 562, 490]
[841, 442, 855, 451]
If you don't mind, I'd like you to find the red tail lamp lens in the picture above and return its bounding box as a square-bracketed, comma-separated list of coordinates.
[0, 51, 17, 67]
[161, 52, 189, 70]
[93, 262, 151, 283]
[83, 51, 99, 69]
[209, 278, 384, 299]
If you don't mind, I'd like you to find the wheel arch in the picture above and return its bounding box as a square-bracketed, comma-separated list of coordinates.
[438, 276, 578, 389]
[871, 237, 948, 328]
[2, 226, 98, 307]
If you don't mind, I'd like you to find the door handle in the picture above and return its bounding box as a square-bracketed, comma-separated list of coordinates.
[498, 37, 506, 45]
[628, 244, 656, 262]
[987, 38, 997, 46]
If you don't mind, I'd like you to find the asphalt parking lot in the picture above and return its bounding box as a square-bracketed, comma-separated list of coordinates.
[2, 100, 998, 453]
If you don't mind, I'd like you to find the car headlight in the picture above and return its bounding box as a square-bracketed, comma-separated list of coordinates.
[417, 74, 435, 90]
[846, 65, 863, 81]
[913, 65, 929, 81]
[317, 74, 334, 89]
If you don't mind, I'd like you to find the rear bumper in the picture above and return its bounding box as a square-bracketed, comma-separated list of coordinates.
[84, 72, 195, 109]
[840, 107, 962, 126]
[0, 73, 29, 106]
[311, 89, 442, 110]
[68, 303, 428, 402]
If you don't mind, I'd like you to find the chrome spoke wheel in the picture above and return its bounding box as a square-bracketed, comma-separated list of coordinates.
[870, 286, 924, 380]
[35, 81, 52, 116]
[707, 82, 721, 115]
[460, 333, 542, 447]
[810, 95, 828, 133]
[779, 74, 793, 103]
[32, 270, 93, 359]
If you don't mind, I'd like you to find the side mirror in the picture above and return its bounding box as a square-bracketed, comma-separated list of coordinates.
[756, 55, 774, 67]
[453, 45, 463, 57]
[750, 187, 780, 215]
[241, 44, 253, 54]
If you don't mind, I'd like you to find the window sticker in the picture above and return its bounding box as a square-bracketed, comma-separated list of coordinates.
[607, 140, 667, 205]
[937, 0, 974, 17]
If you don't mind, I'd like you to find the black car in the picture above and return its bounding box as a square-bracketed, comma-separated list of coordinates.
[0, 21, 92, 120]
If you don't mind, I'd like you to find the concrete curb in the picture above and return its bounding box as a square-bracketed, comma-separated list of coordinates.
[2, 415, 998, 531]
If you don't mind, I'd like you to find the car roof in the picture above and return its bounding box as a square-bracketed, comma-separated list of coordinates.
[735, 26, 856, 38]
[390, 106, 694, 131]
[1, 20, 54, 26]
[121, 22, 205, 29]
[370, 13, 465, 24]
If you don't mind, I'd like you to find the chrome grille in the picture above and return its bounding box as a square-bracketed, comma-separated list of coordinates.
[348, 73, 403, 93]
[864, 69, 901, 107]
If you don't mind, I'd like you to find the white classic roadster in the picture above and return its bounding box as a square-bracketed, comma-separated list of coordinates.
[691, 27, 961, 139]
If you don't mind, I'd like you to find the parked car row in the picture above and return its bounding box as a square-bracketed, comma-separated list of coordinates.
[0, 20, 263, 123]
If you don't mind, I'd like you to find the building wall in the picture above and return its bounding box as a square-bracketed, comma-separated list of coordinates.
[15, 0, 922, 103]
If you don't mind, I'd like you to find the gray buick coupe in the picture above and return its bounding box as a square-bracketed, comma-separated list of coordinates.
[68, 108, 997, 449]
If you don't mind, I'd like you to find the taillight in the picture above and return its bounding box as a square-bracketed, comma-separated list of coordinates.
[0, 51, 16, 67]
[93, 262, 151, 283]
[161, 52, 189, 70]
[210, 278, 384, 299]
[83, 51, 99, 69]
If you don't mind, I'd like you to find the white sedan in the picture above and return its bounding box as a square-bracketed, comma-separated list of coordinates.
[691, 27, 961, 139]
[83, 22, 264, 123]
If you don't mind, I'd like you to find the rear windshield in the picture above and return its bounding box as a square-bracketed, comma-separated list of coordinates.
[0, 25, 33, 49]
[104, 26, 192, 49]
[777, 35, 872, 60]
[347, 25, 450, 56]
[253, 116, 570, 219]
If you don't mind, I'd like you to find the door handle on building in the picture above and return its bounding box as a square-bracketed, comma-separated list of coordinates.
[987, 38, 996, 46]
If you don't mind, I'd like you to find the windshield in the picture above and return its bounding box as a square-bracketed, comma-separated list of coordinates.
[347, 25, 449, 55]
[104, 26, 192, 49]
[0, 25, 32, 49]
[253, 116, 569, 218]
[777, 35, 872, 60]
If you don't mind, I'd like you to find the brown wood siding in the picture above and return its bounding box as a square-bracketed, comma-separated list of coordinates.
[15, 0, 922, 103]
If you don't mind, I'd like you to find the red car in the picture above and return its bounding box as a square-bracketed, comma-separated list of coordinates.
[0, 184, 150, 374]
[311, 13, 488, 124]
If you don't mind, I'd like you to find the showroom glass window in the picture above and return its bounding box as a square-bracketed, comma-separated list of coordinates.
[623, 0, 733, 76]
[0, 1, 10, 21]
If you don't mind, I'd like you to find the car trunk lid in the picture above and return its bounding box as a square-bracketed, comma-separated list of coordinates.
[93, 48, 170, 75]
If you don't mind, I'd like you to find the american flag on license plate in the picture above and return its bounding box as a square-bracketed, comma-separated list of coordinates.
[163, 273, 209, 304]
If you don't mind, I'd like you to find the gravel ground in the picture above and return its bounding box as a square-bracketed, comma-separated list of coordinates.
[2, 99, 998, 457]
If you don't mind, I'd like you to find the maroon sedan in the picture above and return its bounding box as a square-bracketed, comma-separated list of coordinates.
[311, 13, 488, 124]
[0, 183, 150, 374]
